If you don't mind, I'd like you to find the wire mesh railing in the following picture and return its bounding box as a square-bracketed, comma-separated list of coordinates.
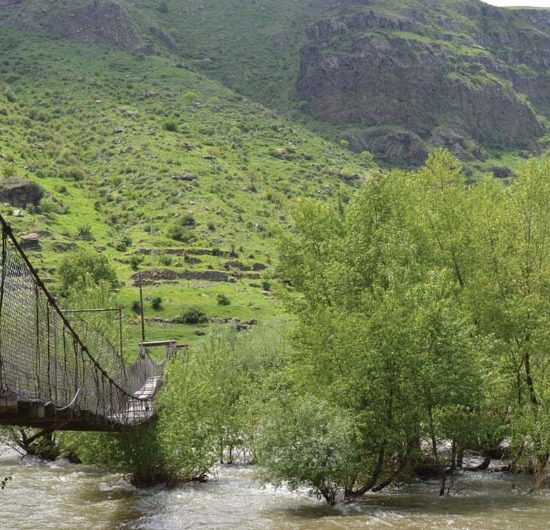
[0, 216, 170, 430]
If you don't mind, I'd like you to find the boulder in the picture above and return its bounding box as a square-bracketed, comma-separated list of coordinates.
[490, 166, 515, 179]
[430, 128, 484, 161]
[346, 128, 428, 167]
[20, 232, 40, 250]
[0, 178, 44, 208]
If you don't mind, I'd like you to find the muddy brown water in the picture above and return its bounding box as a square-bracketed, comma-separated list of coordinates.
[2, 444, 550, 529]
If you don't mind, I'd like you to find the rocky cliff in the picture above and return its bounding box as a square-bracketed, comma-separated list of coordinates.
[0, 0, 141, 50]
[3, 0, 550, 166]
[297, 2, 550, 163]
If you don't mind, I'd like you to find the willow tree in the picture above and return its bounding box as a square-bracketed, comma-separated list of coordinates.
[258, 151, 484, 503]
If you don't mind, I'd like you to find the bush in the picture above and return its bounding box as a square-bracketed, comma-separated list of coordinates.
[167, 222, 196, 243]
[163, 120, 178, 132]
[76, 224, 94, 241]
[151, 297, 163, 310]
[160, 254, 173, 266]
[216, 294, 231, 306]
[39, 197, 63, 216]
[115, 234, 132, 252]
[182, 214, 196, 227]
[58, 249, 119, 295]
[129, 256, 144, 271]
[180, 307, 207, 324]
[131, 300, 142, 314]
[255, 397, 360, 505]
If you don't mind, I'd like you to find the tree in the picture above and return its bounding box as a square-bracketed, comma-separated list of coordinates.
[263, 151, 488, 501]
[58, 249, 119, 295]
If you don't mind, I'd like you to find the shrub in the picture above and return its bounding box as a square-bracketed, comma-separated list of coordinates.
[151, 297, 163, 310]
[129, 256, 144, 271]
[2, 163, 16, 178]
[163, 120, 178, 132]
[180, 307, 207, 324]
[183, 91, 199, 105]
[131, 300, 142, 314]
[76, 224, 93, 241]
[216, 294, 231, 306]
[115, 234, 132, 252]
[167, 224, 196, 243]
[39, 197, 63, 216]
[182, 214, 196, 227]
[58, 250, 119, 295]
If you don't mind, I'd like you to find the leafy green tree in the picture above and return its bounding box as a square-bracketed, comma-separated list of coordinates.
[58, 249, 119, 295]
[265, 151, 486, 501]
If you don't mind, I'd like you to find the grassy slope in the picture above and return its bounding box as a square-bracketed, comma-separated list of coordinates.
[0, 27, 368, 350]
[125, 0, 548, 168]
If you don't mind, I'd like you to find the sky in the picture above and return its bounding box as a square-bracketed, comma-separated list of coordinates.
[483, 0, 550, 5]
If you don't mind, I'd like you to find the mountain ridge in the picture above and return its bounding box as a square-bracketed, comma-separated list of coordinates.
[3, 1, 550, 165]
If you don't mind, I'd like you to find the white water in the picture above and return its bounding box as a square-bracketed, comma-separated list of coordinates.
[2, 444, 550, 529]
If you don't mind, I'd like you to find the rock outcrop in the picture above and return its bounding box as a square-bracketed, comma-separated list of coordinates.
[298, 27, 544, 159]
[46, 0, 140, 51]
[0, 178, 44, 208]
[346, 128, 428, 167]
[0, 0, 140, 51]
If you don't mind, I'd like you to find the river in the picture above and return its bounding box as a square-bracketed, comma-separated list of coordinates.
[2, 444, 550, 529]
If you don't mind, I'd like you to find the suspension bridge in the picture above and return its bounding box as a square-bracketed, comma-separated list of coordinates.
[0, 215, 175, 432]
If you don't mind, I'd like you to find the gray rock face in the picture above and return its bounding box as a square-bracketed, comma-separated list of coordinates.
[0, 178, 44, 208]
[0, 0, 140, 51]
[346, 128, 428, 167]
[298, 31, 544, 150]
[46, 0, 140, 51]
[430, 128, 483, 161]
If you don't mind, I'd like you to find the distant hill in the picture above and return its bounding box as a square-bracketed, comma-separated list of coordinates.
[3, 1, 550, 166]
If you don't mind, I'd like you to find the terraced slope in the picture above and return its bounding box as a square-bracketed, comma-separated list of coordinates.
[0, 27, 367, 346]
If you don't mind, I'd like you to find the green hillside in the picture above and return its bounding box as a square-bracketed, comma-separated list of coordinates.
[0, 26, 368, 349]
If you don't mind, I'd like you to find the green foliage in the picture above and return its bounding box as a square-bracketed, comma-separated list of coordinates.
[163, 120, 178, 132]
[256, 396, 359, 504]
[58, 249, 119, 295]
[59, 327, 285, 483]
[151, 296, 163, 310]
[65, 277, 124, 375]
[76, 224, 94, 241]
[266, 150, 504, 500]
[129, 256, 144, 271]
[216, 293, 230, 306]
[114, 234, 132, 252]
[179, 307, 207, 324]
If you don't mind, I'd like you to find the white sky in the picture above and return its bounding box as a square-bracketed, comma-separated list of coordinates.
[483, 0, 550, 6]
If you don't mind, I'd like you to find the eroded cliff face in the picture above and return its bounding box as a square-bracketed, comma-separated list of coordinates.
[298, 33, 542, 147]
[297, 5, 550, 164]
[0, 0, 141, 51]
[2, 0, 550, 166]
[46, 0, 140, 51]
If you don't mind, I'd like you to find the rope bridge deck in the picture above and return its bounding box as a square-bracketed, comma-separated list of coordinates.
[0, 216, 174, 432]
